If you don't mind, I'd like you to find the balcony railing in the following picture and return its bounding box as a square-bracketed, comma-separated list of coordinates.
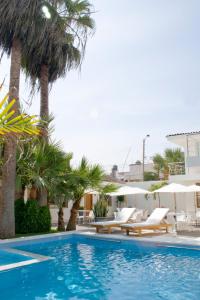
[168, 162, 185, 176]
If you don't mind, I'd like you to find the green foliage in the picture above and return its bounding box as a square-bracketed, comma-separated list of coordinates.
[15, 199, 51, 234]
[65, 157, 105, 202]
[0, 93, 40, 136]
[98, 183, 118, 202]
[144, 171, 159, 181]
[93, 200, 108, 218]
[21, 0, 95, 89]
[149, 181, 168, 192]
[164, 148, 184, 163]
[148, 181, 168, 200]
[25, 200, 40, 233]
[15, 199, 26, 233]
[16, 140, 72, 195]
[152, 148, 185, 179]
[153, 154, 167, 177]
[38, 206, 51, 232]
[117, 195, 125, 203]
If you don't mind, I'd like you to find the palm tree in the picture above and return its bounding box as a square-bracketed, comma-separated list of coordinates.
[65, 158, 111, 231]
[50, 175, 72, 231]
[153, 154, 167, 179]
[16, 140, 74, 231]
[17, 141, 71, 205]
[23, 30, 81, 141]
[0, 93, 40, 238]
[164, 148, 184, 163]
[153, 148, 185, 181]
[0, 94, 40, 137]
[0, 0, 50, 237]
[22, 0, 94, 205]
[23, 0, 94, 140]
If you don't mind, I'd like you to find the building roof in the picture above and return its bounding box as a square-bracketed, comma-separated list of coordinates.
[167, 131, 200, 138]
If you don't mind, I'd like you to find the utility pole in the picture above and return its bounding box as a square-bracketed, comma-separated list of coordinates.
[142, 134, 150, 181]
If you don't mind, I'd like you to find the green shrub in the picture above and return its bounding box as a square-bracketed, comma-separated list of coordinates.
[93, 199, 108, 218]
[25, 200, 40, 233]
[15, 199, 26, 234]
[144, 171, 159, 181]
[38, 206, 51, 232]
[15, 199, 51, 234]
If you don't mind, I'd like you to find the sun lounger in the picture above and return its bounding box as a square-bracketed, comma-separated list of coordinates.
[91, 208, 136, 233]
[121, 208, 171, 236]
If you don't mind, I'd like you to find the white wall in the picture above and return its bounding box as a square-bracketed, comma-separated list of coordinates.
[50, 201, 73, 225]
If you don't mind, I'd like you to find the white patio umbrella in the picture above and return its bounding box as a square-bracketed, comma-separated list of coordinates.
[107, 186, 149, 210]
[153, 183, 189, 212]
[107, 186, 149, 196]
[186, 185, 200, 192]
[86, 186, 149, 209]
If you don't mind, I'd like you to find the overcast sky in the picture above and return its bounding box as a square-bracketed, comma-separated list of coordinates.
[1, 0, 200, 172]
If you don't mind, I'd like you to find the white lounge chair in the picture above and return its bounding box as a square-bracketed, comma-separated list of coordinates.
[91, 207, 136, 233]
[121, 208, 171, 236]
[129, 210, 143, 223]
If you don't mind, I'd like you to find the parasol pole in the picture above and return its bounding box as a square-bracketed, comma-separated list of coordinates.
[174, 192, 177, 231]
[158, 193, 161, 208]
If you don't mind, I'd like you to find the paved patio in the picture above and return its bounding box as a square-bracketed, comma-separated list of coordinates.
[76, 224, 200, 247]
[1, 224, 200, 248]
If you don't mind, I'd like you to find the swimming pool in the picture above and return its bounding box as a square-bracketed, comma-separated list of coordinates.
[0, 234, 200, 300]
[0, 249, 32, 266]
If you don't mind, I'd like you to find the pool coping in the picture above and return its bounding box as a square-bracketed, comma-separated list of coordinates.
[0, 247, 54, 272]
[1, 230, 200, 250]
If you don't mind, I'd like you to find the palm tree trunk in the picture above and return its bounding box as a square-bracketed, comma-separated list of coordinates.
[0, 38, 21, 238]
[66, 199, 81, 231]
[40, 64, 49, 141]
[38, 187, 48, 207]
[38, 64, 49, 207]
[57, 207, 65, 231]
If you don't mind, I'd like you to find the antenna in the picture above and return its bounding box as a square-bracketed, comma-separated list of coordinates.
[122, 146, 132, 171]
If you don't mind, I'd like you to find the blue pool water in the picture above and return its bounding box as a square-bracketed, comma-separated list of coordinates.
[0, 249, 32, 266]
[0, 235, 200, 300]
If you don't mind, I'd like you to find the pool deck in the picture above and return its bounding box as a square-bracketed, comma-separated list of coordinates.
[1, 225, 200, 248]
[75, 226, 200, 248]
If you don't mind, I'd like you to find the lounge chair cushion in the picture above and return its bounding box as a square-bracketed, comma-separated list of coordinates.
[121, 208, 169, 228]
[91, 208, 136, 227]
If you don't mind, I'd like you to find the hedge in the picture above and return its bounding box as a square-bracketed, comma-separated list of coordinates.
[15, 199, 51, 234]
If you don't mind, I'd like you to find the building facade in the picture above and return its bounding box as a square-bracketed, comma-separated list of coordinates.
[114, 161, 155, 182]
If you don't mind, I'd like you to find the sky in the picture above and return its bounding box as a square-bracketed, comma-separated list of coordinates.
[1, 0, 200, 173]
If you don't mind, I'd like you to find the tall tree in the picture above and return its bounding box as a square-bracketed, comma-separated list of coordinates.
[24, 0, 94, 140]
[22, 0, 94, 205]
[0, 0, 43, 237]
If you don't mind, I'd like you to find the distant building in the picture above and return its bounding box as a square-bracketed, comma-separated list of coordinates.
[111, 161, 155, 182]
[111, 165, 118, 179]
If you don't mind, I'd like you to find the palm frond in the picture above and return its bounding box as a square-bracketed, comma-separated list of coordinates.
[0, 94, 40, 136]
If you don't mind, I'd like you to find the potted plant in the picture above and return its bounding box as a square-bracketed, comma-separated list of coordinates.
[116, 195, 125, 208]
[93, 199, 112, 222]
